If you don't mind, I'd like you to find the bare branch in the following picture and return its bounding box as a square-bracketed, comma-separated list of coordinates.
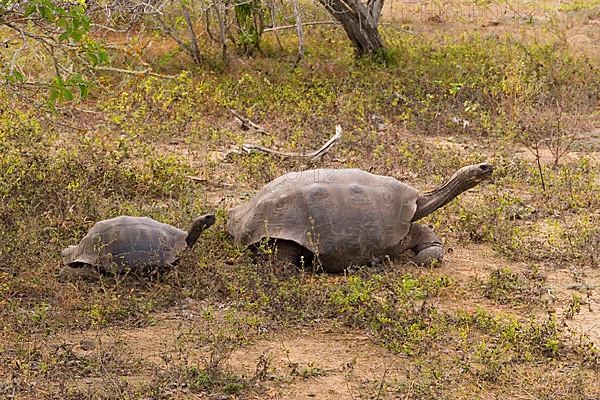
[263, 20, 340, 33]
[292, 0, 304, 67]
[214, 0, 228, 61]
[182, 3, 203, 64]
[94, 66, 177, 79]
[9, 28, 26, 76]
[241, 125, 343, 161]
[229, 109, 269, 134]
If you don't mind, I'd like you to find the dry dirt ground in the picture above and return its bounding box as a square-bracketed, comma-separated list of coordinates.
[381, 0, 600, 57]
[47, 238, 600, 399]
[43, 114, 600, 397]
[42, 80, 600, 400]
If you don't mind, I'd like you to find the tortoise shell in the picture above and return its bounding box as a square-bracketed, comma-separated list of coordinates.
[227, 169, 419, 268]
[62, 216, 189, 273]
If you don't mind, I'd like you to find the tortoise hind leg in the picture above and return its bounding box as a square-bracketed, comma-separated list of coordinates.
[405, 224, 443, 267]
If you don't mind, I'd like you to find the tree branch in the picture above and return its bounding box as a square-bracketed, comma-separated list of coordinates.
[182, 3, 202, 64]
[292, 0, 304, 67]
[94, 66, 177, 79]
[241, 125, 343, 161]
[263, 20, 340, 33]
[368, 0, 385, 25]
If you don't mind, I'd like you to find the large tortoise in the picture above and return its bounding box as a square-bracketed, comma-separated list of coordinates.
[227, 164, 493, 272]
[59, 214, 215, 281]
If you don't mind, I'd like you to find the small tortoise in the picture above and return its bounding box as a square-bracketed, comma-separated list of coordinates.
[59, 214, 215, 281]
[227, 164, 492, 272]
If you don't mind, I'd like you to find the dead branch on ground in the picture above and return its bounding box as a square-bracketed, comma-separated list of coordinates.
[240, 125, 343, 161]
[229, 109, 270, 134]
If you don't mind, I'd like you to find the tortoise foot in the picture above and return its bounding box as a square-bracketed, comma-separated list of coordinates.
[413, 244, 443, 267]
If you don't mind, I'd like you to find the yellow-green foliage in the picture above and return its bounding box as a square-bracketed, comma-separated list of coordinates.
[0, 98, 206, 279]
[99, 33, 599, 162]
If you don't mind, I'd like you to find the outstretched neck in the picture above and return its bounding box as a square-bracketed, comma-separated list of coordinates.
[186, 229, 202, 248]
[186, 214, 215, 247]
[186, 222, 205, 248]
[412, 173, 468, 221]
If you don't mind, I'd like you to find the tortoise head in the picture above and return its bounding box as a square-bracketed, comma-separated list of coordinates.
[412, 163, 493, 221]
[452, 163, 494, 190]
[186, 214, 216, 247]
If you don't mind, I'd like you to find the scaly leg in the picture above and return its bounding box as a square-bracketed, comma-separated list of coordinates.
[253, 239, 312, 272]
[404, 224, 444, 266]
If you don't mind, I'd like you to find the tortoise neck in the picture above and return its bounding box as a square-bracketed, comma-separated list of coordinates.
[412, 172, 468, 221]
[186, 222, 205, 247]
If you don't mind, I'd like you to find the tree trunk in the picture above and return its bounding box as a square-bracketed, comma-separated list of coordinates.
[318, 0, 385, 56]
[292, 0, 304, 66]
[182, 3, 202, 65]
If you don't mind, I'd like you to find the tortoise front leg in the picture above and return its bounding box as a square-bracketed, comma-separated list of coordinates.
[58, 265, 102, 282]
[274, 240, 313, 270]
[404, 223, 443, 266]
[254, 239, 312, 272]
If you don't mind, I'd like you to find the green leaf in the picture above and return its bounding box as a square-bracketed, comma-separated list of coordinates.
[11, 70, 25, 83]
[38, 5, 52, 20]
[71, 30, 82, 41]
[47, 87, 59, 111]
[79, 84, 89, 98]
[24, 2, 37, 16]
[62, 87, 74, 101]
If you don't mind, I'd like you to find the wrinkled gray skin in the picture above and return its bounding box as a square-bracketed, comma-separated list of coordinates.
[59, 214, 216, 282]
[227, 164, 493, 272]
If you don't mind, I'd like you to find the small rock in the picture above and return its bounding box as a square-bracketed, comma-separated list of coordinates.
[79, 339, 95, 351]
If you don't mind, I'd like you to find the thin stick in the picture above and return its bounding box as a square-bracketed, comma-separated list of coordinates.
[269, 0, 284, 51]
[262, 20, 340, 33]
[242, 125, 343, 161]
[182, 3, 202, 64]
[186, 176, 207, 182]
[534, 143, 546, 192]
[375, 361, 393, 400]
[214, 1, 228, 62]
[229, 109, 269, 134]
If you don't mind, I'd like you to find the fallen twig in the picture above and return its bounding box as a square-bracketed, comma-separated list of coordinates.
[229, 109, 269, 134]
[186, 176, 208, 182]
[241, 125, 342, 161]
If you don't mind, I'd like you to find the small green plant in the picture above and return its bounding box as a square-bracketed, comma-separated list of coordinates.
[179, 334, 249, 396]
[1, 0, 108, 107]
[564, 294, 583, 320]
[481, 267, 543, 305]
[298, 362, 327, 379]
[234, 0, 265, 54]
